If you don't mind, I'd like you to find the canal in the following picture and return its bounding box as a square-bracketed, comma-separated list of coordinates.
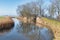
[0, 18, 54, 40]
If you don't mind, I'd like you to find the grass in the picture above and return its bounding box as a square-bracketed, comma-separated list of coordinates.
[0, 16, 5, 19]
[41, 17, 60, 27]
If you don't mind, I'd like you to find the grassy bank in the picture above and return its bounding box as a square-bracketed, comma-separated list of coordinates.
[0, 16, 5, 19]
[37, 17, 60, 40]
[42, 17, 60, 25]
[0, 16, 14, 30]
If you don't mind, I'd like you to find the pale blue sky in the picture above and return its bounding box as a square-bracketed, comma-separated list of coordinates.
[0, 0, 36, 16]
[0, 0, 50, 16]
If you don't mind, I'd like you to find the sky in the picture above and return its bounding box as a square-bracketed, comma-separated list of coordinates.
[0, 0, 36, 16]
[0, 0, 50, 16]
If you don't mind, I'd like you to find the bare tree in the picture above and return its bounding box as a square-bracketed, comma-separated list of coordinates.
[17, 2, 41, 23]
[55, 0, 60, 20]
[50, 0, 60, 20]
[37, 0, 44, 17]
[48, 3, 56, 18]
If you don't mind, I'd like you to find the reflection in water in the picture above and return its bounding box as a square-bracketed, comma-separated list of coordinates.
[17, 22, 54, 40]
[0, 26, 14, 36]
[0, 18, 54, 40]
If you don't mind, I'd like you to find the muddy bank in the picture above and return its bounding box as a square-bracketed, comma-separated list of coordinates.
[0, 16, 14, 30]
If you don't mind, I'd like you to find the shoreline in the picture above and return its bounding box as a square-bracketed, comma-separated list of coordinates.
[0, 16, 14, 30]
[17, 16, 60, 40]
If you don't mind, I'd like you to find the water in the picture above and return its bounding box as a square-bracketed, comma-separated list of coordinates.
[0, 18, 54, 40]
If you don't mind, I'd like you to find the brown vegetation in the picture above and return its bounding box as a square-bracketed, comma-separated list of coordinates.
[0, 16, 14, 30]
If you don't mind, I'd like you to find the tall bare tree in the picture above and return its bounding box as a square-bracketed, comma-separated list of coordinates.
[50, 0, 60, 20]
[37, 0, 43, 16]
[17, 2, 41, 23]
